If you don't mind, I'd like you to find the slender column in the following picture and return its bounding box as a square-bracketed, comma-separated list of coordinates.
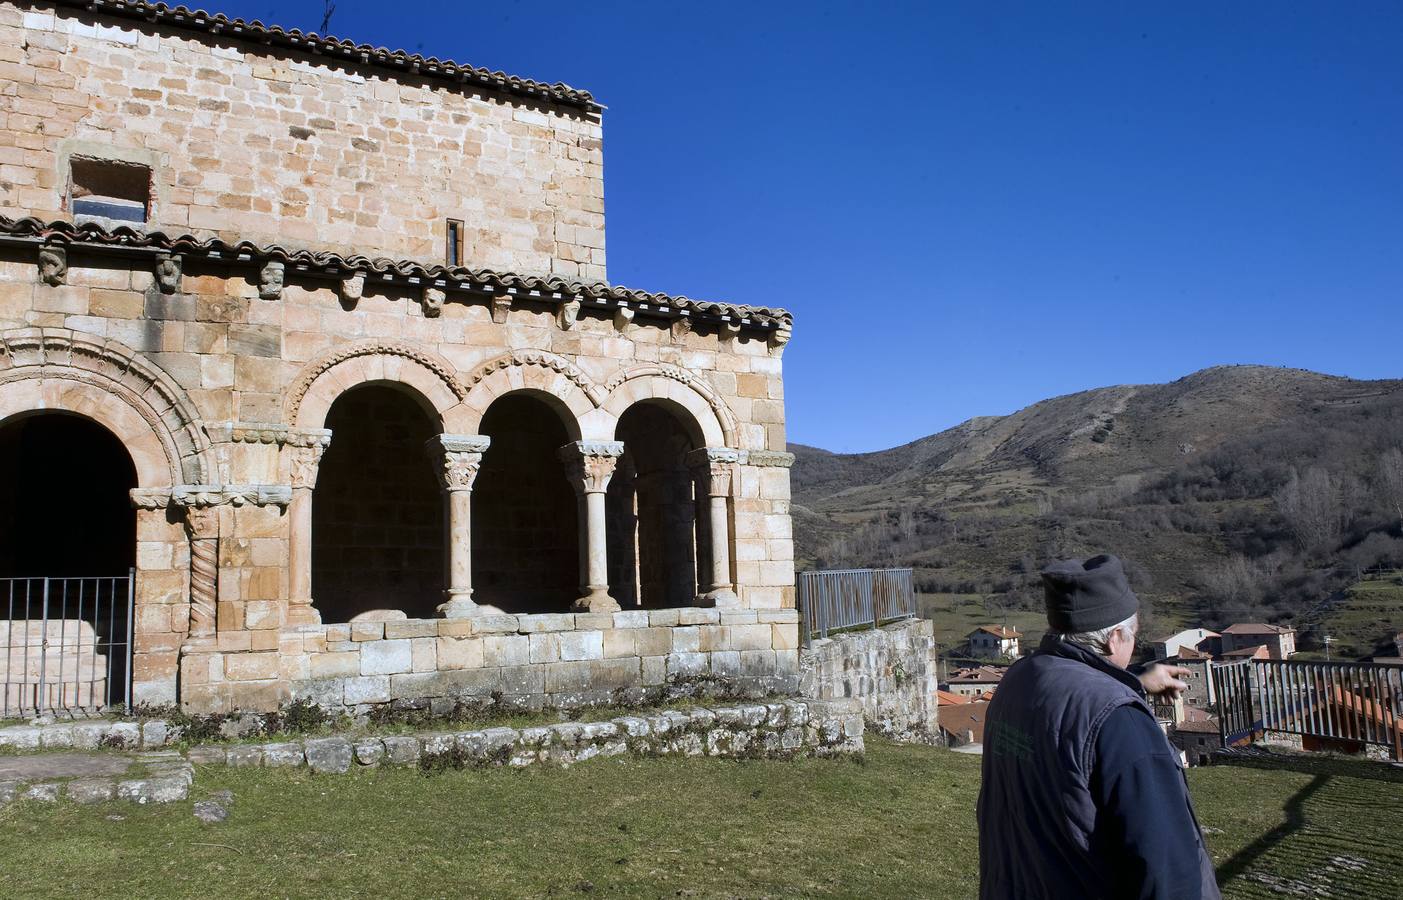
[688, 447, 740, 608]
[285, 430, 331, 626]
[427, 434, 492, 617]
[558, 441, 625, 612]
[182, 505, 219, 648]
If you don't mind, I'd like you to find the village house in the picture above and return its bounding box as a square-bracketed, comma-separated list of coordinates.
[967, 624, 1020, 659]
[937, 698, 989, 747]
[1220, 623, 1296, 659]
[1164, 647, 1217, 709]
[0, 1, 800, 715]
[1169, 710, 1222, 767]
[941, 665, 1005, 698]
[1150, 627, 1219, 660]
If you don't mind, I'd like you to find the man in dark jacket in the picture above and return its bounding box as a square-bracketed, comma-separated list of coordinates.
[977, 554, 1220, 900]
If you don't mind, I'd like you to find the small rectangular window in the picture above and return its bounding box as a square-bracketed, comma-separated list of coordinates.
[446, 219, 464, 267]
[69, 157, 150, 225]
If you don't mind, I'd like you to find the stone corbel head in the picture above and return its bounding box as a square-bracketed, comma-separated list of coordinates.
[340, 272, 365, 304]
[258, 260, 285, 300]
[422, 286, 445, 318]
[154, 253, 182, 294]
[670, 315, 692, 343]
[720, 319, 741, 342]
[491, 294, 511, 324]
[38, 246, 67, 287]
[558, 298, 581, 330]
[613, 305, 635, 333]
[768, 322, 792, 351]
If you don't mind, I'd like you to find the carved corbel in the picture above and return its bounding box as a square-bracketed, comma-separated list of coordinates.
[768, 322, 792, 351]
[558, 298, 581, 330]
[613, 305, 635, 333]
[258, 260, 285, 300]
[719, 319, 741, 342]
[491, 294, 511, 324]
[422, 286, 445, 318]
[154, 253, 182, 294]
[340, 272, 365, 303]
[670, 315, 692, 343]
[38, 246, 67, 286]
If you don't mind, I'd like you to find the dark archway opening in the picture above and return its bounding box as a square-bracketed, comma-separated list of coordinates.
[0, 413, 137, 710]
[0, 414, 136, 577]
[609, 402, 699, 608]
[474, 394, 578, 613]
[313, 385, 444, 622]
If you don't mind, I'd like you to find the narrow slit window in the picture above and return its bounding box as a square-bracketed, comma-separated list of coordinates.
[69, 158, 150, 225]
[446, 219, 464, 267]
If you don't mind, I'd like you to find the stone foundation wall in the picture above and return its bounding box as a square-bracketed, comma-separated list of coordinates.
[799, 618, 939, 742]
[183, 607, 801, 713]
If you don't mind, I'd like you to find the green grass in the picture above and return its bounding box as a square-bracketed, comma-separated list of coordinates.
[916, 592, 1051, 659]
[3, 740, 1401, 898]
[1305, 573, 1403, 660]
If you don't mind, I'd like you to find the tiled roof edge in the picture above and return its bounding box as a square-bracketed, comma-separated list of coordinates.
[39, 0, 603, 113]
[0, 217, 793, 330]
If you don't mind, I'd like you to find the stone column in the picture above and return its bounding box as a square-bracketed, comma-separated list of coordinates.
[426, 434, 491, 618]
[688, 447, 740, 607]
[285, 430, 331, 626]
[558, 440, 625, 612]
[182, 505, 219, 648]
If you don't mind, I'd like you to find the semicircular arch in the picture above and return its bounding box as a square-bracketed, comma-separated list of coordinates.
[288, 339, 473, 432]
[0, 328, 211, 486]
[460, 350, 602, 440]
[601, 365, 737, 448]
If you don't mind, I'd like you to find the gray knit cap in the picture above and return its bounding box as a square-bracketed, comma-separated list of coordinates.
[1041, 554, 1139, 633]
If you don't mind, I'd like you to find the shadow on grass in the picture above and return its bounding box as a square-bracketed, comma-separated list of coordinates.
[1214, 773, 1328, 889]
[1218, 750, 1403, 784]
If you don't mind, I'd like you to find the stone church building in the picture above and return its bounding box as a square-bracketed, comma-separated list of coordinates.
[0, 1, 797, 714]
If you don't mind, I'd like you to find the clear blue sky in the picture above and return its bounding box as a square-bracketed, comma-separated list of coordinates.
[221, 1, 1403, 452]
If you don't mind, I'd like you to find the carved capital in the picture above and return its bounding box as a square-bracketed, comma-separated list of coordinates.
[422, 286, 445, 318]
[182, 505, 220, 540]
[427, 433, 491, 491]
[687, 447, 740, 496]
[258, 260, 285, 300]
[155, 253, 182, 294]
[288, 442, 328, 490]
[558, 440, 625, 494]
[38, 245, 67, 286]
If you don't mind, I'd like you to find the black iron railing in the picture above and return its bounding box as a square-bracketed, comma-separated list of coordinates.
[797, 567, 916, 642]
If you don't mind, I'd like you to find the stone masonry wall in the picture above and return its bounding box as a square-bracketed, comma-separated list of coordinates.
[799, 619, 939, 742]
[1, 4, 606, 279]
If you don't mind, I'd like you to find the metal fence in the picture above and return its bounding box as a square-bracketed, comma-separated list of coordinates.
[1, 573, 134, 718]
[797, 567, 916, 641]
[1214, 657, 1403, 761]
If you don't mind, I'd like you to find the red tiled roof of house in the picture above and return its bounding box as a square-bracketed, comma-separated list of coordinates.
[1171, 646, 1212, 661]
[946, 666, 1007, 684]
[1222, 623, 1293, 635]
[973, 625, 1021, 639]
[1220, 644, 1270, 659]
[937, 700, 990, 743]
[936, 690, 970, 706]
[1174, 718, 1221, 734]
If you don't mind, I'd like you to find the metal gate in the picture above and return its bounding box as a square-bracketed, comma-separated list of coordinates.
[1, 571, 134, 718]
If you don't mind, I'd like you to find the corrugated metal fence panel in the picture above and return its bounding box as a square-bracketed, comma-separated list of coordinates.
[1214, 657, 1403, 761]
[797, 568, 915, 642]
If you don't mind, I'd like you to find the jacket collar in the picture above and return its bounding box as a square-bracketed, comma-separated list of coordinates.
[1037, 633, 1147, 699]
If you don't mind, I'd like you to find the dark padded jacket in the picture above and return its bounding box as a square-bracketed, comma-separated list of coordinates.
[977, 634, 1220, 899]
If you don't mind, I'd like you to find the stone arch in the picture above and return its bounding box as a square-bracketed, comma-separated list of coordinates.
[461, 350, 602, 441]
[0, 328, 211, 486]
[601, 365, 736, 448]
[288, 339, 473, 432]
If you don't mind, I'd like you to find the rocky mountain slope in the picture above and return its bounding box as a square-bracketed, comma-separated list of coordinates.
[790, 365, 1403, 653]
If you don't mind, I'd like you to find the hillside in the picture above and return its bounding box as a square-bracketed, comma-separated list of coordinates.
[790, 365, 1403, 655]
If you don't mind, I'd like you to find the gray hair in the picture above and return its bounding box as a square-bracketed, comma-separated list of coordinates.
[1057, 613, 1138, 657]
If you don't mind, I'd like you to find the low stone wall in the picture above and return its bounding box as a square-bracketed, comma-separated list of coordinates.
[182, 608, 802, 714]
[0, 718, 171, 751]
[0, 752, 192, 806]
[183, 699, 863, 772]
[799, 618, 939, 743]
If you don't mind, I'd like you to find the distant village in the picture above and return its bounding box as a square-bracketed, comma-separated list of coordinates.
[937, 622, 1403, 765]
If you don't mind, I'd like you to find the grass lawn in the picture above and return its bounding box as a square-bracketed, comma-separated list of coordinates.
[2, 740, 1400, 898]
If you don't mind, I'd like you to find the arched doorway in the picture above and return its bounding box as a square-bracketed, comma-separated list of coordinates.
[609, 402, 701, 608]
[0, 413, 137, 712]
[474, 393, 579, 613]
[312, 385, 445, 622]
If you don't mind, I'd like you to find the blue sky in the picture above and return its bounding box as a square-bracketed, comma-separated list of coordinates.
[221, 1, 1403, 452]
